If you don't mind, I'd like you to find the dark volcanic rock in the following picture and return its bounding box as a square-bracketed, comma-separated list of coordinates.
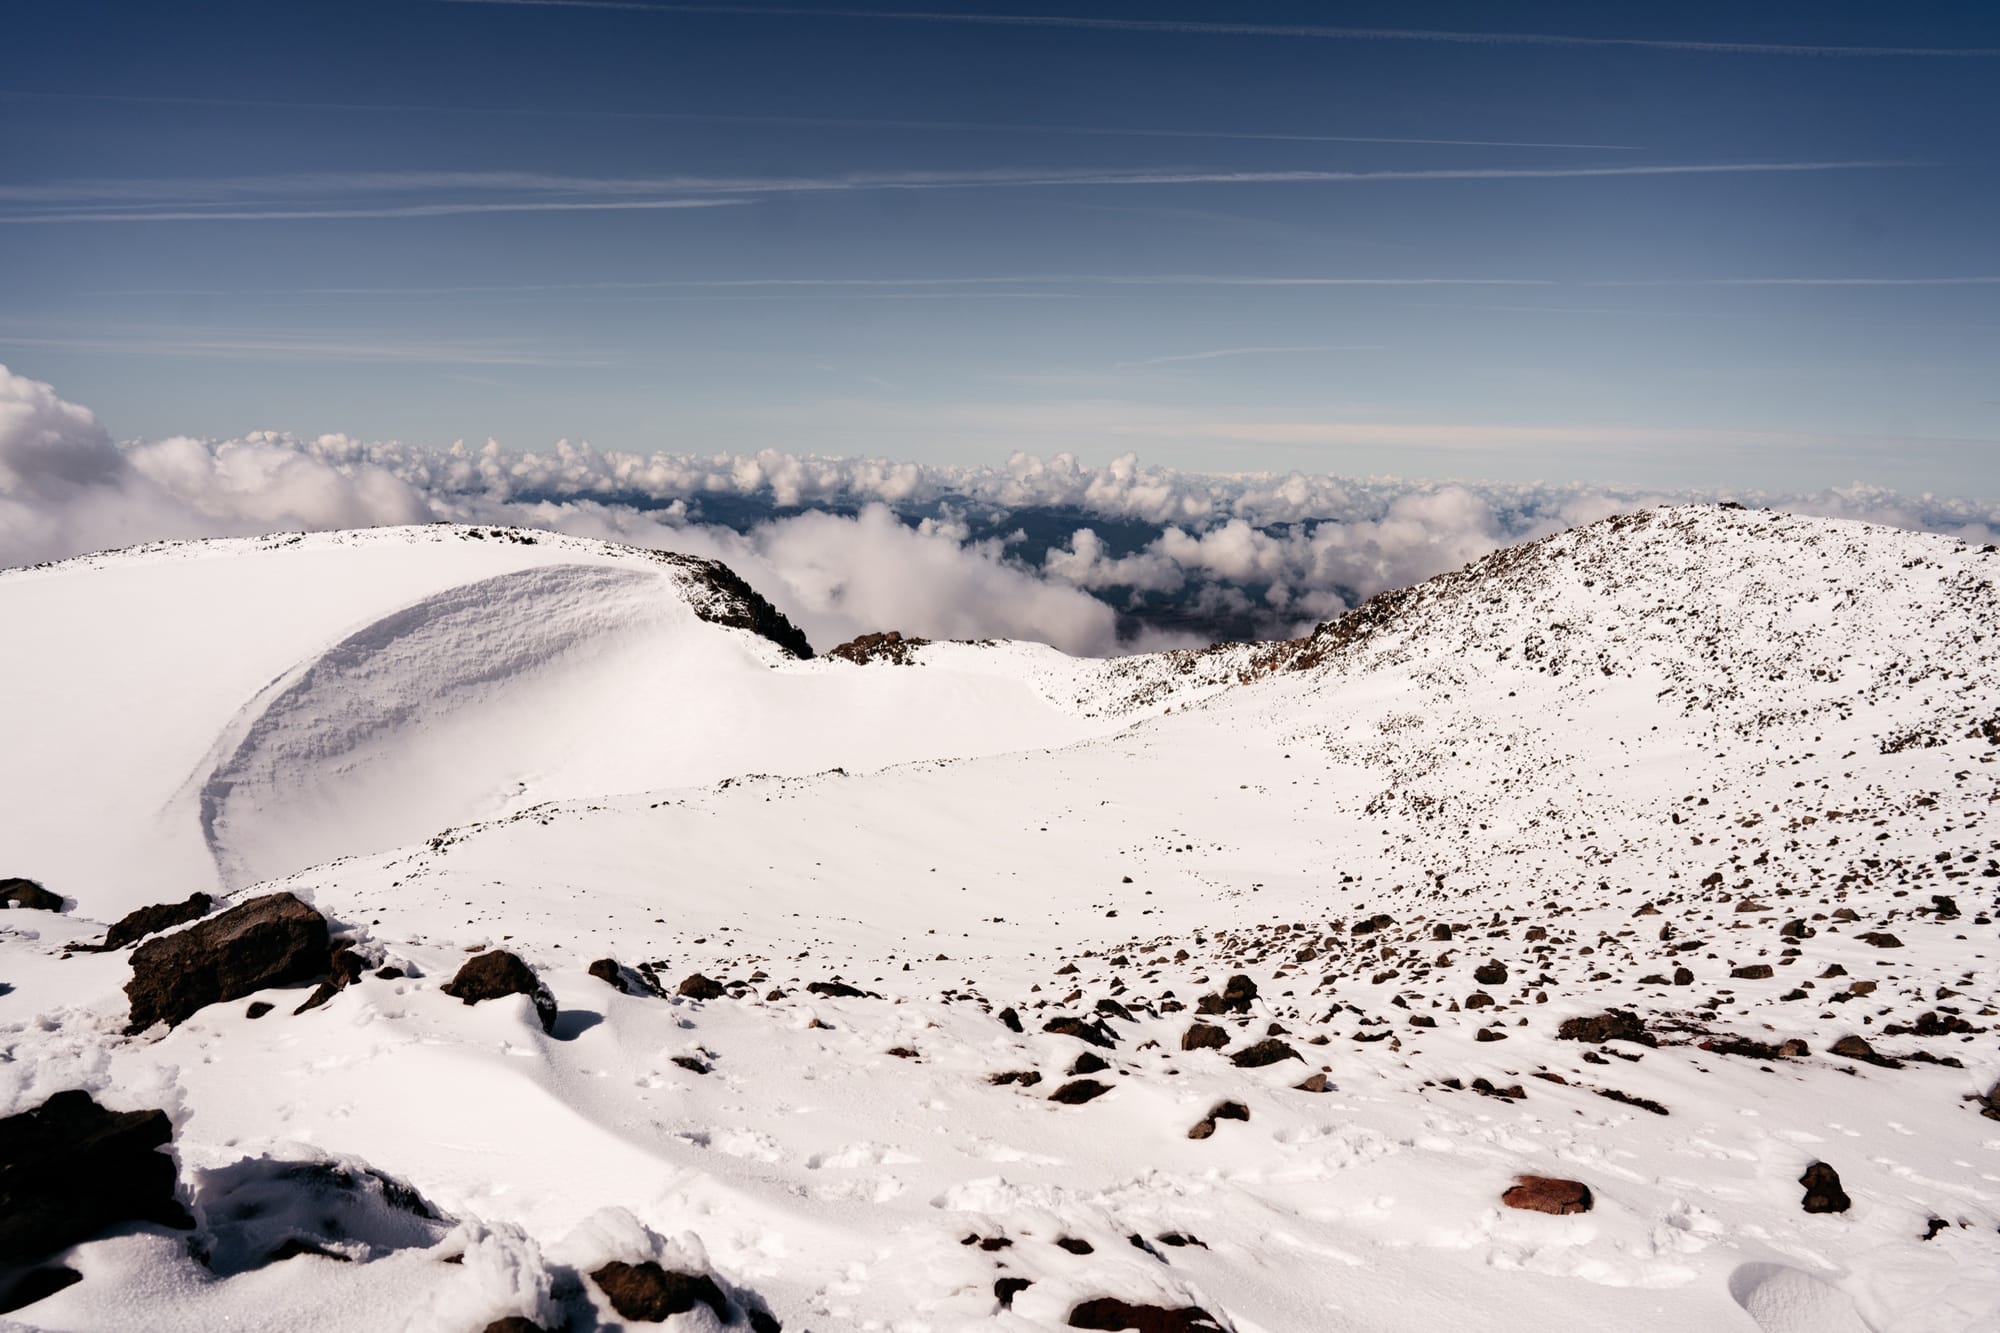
[1502, 1175, 1594, 1216]
[995, 1276, 1032, 1308]
[1229, 1038, 1301, 1068]
[0, 878, 62, 912]
[997, 1006, 1023, 1033]
[1829, 1035, 1901, 1069]
[588, 958, 628, 992]
[1473, 961, 1509, 986]
[1556, 1009, 1655, 1047]
[99, 893, 212, 950]
[1187, 1100, 1250, 1140]
[294, 944, 370, 1015]
[440, 951, 558, 1033]
[1800, 1161, 1851, 1214]
[125, 892, 329, 1032]
[1194, 974, 1258, 1016]
[1730, 964, 1775, 980]
[0, 1265, 82, 1316]
[807, 980, 868, 999]
[1857, 932, 1904, 949]
[1068, 1297, 1226, 1331]
[1048, 1079, 1112, 1105]
[590, 1260, 731, 1322]
[1180, 1022, 1229, 1052]
[480, 1319, 549, 1333]
[1043, 1015, 1118, 1049]
[0, 1089, 191, 1265]
[676, 973, 727, 1000]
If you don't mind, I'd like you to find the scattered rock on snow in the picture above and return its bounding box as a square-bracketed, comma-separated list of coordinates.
[124, 892, 329, 1032]
[439, 950, 558, 1034]
[1048, 1079, 1112, 1105]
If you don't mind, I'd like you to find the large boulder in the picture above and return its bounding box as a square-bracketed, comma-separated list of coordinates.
[0, 1090, 191, 1266]
[125, 893, 329, 1032]
[101, 893, 213, 950]
[439, 951, 557, 1034]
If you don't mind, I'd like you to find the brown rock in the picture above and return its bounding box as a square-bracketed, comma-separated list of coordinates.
[1067, 1297, 1225, 1331]
[590, 1260, 730, 1322]
[0, 1090, 192, 1266]
[0, 878, 63, 912]
[100, 893, 212, 950]
[1556, 1009, 1654, 1046]
[1800, 1161, 1851, 1213]
[1194, 974, 1257, 1016]
[1048, 1079, 1112, 1105]
[440, 951, 557, 1034]
[1229, 1038, 1300, 1068]
[125, 892, 328, 1032]
[1501, 1175, 1593, 1216]
[676, 973, 726, 1000]
[1180, 1022, 1229, 1052]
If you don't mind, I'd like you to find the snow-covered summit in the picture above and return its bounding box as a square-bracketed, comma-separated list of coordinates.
[1, 506, 1996, 1333]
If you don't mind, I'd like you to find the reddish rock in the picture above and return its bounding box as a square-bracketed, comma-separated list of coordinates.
[1502, 1175, 1594, 1216]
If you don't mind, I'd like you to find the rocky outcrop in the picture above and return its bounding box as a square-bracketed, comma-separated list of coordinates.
[666, 554, 814, 660]
[125, 893, 329, 1032]
[827, 631, 930, 665]
[0, 878, 62, 911]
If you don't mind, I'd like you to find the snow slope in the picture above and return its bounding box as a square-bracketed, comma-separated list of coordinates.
[0, 525, 1236, 914]
[1, 506, 1996, 1333]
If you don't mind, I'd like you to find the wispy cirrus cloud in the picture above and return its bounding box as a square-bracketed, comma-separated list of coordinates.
[0, 159, 1913, 225]
[436, 1, 2000, 59]
[1593, 276, 2000, 287]
[0, 90, 1644, 152]
[1133, 345, 1385, 366]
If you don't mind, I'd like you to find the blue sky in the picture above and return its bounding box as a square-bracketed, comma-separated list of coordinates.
[3, 0, 1997, 492]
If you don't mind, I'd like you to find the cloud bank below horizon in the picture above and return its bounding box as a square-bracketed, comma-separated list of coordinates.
[3, 364, 1995, 655]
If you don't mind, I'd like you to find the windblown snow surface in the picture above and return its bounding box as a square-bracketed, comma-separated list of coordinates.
[1, 506, 1996, 1332]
